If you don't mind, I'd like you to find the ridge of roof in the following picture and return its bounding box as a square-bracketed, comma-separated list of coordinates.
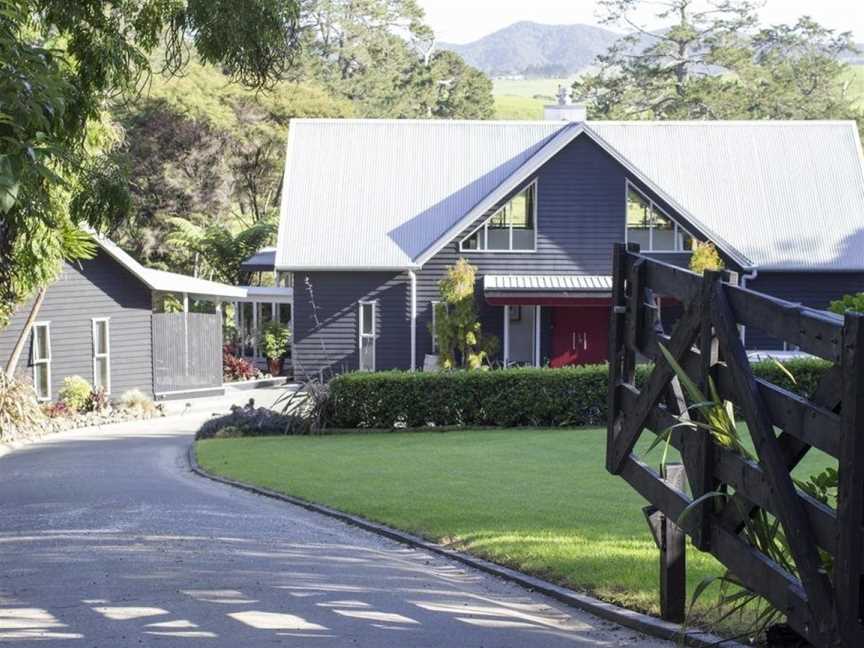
[276, 118, 864, 272]
[289, 117, 858, 127]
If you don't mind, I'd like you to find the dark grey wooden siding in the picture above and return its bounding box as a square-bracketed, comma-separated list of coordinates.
[0, 250, 154, 398]
[292, 272, 411, 381]
[291, 135, 725, 377]
[415, 135, 698, 364]
[745, 272, 864, 350]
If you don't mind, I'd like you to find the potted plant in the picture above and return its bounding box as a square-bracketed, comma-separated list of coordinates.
[260, 322, 291, 376]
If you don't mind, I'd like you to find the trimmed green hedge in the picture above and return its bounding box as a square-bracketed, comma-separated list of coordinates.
[328, 358, 832, 429]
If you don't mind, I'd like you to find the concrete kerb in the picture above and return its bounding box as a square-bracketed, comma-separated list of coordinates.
[188, 443, 745, 648]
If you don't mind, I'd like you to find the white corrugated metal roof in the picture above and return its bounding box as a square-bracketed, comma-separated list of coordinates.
[276, 119, 864, 271]
[484, 274, 612, 292]
[276, 119, 565, 269]
[589, 121, 864, 270]
[94, 235, 248, 299]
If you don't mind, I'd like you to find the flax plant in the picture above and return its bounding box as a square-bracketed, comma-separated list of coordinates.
[651, 344, 805, 639]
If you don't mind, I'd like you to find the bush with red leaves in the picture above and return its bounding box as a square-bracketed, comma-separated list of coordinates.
[223, 346, 261, 382]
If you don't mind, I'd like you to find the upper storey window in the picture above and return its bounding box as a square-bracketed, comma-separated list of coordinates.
[461, 182, 536, 252]
[626, 182, 695, 252]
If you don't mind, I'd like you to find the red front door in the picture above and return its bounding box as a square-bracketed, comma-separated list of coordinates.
[550, 305, 610, 367]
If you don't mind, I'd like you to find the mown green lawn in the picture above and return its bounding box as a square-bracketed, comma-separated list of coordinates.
[197, 426, 833, 627]
[492, 77, 567, 120]
[493, 94, 545, 120]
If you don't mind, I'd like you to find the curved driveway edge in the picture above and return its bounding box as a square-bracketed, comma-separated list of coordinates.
[189, 442, 740, 648]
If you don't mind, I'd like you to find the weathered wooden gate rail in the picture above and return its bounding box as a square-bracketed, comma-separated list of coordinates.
[606, 243, 863, 647]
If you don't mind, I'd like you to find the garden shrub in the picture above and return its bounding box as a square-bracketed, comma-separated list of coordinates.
[751, 357, 832, 400]
[196, 401, 303, 440]
[223, 346, 260, 382]
[327, 359, 833, 429]
[329, 366, 648, 429]
[0, 373, 45, 437]
[85, 387, 110, 413]
[119, 389, 158, 417]
[59, 376, 93, 412]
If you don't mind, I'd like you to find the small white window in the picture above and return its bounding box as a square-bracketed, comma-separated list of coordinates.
[92, 318, 111, 393]
[359, 301, 376, 371]
[625, 181, 695, 252]
[460, 182, 537, 252]
[32, 322, 51, 401]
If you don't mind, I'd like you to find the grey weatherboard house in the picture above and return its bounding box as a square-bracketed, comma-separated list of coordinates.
[0, 236, 245, 401]
[272, 114, 864, 380]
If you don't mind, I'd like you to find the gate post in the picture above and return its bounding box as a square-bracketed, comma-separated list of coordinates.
[643, 463, 687, 623]
[837, 312, 864, 646]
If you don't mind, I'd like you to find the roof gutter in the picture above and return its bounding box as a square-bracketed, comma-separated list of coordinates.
[275, 265, 420, 272]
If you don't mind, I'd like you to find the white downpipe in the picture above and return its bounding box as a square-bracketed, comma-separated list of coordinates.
[534, 305, 541, 367]
[503, 305, 510, 366]
[409, 270, 417, 371]
[739, 269, 759, 347]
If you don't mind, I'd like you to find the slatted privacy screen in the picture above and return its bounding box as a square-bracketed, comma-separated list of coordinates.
[152, 312, 223, 394]
[606, 243, 862, 647]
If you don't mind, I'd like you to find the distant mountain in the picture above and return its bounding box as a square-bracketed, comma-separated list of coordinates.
[440, 22, 619, 77]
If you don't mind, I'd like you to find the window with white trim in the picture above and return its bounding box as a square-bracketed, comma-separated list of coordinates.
[460, 182, 536, 252]
[92, 318, 111, 393]
[32, 322, 51, 401]
[358, 301, 376, 371]
[626, 182, 695, 252]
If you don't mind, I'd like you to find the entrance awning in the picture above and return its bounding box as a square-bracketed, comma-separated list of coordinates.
[484, 274, 613, 305]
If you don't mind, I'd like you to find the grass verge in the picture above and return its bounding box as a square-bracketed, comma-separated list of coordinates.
[196, 426, 833, 631]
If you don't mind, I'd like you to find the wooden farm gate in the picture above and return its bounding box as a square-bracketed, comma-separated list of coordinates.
[606, 243, 864, 647]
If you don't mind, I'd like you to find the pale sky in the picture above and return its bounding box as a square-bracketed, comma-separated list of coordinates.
[420, 0, 864, 44]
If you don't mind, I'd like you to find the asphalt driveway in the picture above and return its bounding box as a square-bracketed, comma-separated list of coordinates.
[0, 413, 673, 646]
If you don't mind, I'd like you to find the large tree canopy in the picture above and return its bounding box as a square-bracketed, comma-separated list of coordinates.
[574, 0, 862, 126]
[298, 0, 494, 118]
[111, 55, 353, 271]
[0, 0, 306, 328]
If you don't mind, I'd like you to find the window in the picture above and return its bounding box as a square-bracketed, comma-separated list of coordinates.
[626, 182, 696, 252]
[278, 303, 292, 327]
[92, 318, 111, 393]
[460, 182, 536, 252]
[358, 301, 376, 371]
[32, 322, 51, 401]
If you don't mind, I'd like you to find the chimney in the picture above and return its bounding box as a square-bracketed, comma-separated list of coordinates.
[544, 85, 587, 122]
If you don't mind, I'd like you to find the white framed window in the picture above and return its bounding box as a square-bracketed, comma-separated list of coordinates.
[92, 318, 111, 393]
[32, 322, 51, 401]
[460, 181, 537, 252]
[625, 181, 696, 252]
[358, 301, 377, 371]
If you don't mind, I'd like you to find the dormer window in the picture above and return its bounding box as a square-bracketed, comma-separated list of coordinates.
[626, 182, 695, 252]
[461, 182, 537, 252]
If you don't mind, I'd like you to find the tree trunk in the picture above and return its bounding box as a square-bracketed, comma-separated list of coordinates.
[4, 287, 47, 379]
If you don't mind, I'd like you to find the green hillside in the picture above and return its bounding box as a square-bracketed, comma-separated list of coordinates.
[492, 77, 570, 120]
[494, 66, 864, 119]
